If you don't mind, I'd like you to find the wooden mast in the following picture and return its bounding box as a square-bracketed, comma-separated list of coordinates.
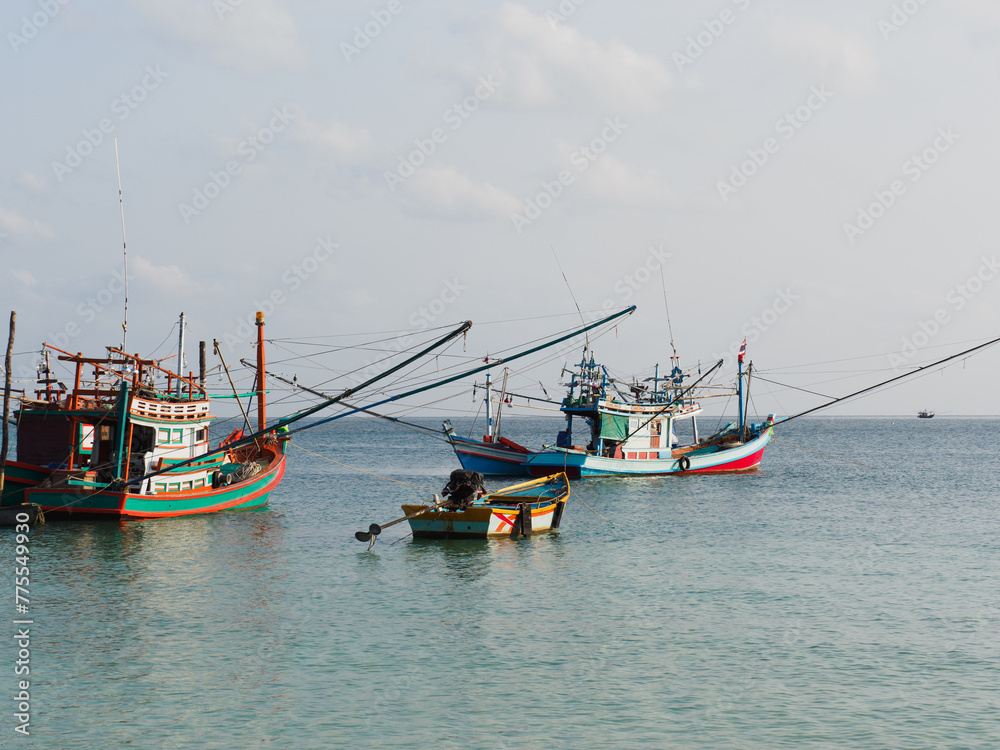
[484, 370, 492, 442]
[255, 311, 266, 432]
[0, 311, 15, 496]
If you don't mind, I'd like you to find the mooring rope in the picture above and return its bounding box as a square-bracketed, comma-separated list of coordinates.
[570, 488, 608, 521]
[291, 443, 437, 492]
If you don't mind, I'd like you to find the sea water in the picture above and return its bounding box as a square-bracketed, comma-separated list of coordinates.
[4, 416, 1000, 749]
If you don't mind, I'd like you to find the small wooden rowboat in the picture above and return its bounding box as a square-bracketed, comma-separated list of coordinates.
[401, 472, 570, 540]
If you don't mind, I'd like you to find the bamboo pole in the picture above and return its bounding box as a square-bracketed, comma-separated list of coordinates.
[1, 311, 16, 495]
[213, 340, 255, 440]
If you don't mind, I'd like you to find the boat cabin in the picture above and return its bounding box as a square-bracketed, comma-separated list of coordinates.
[15, 346, 217, 495]
[555, 350, 702, 461]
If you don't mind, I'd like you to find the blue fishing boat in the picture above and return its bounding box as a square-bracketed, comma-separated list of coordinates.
[446, 344, 773, 479]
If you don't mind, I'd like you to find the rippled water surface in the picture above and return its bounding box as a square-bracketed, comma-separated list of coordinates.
[5, 416, 1000, 748]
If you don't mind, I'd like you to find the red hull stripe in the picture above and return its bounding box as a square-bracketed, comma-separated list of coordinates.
[686, 446, 766, 474]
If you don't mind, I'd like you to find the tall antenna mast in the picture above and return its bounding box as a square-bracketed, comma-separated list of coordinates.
[660, 265, 684, 402]
[660, 266, 676, 360]
[550, 244, 589, 348]
[115, 138, 129, 353]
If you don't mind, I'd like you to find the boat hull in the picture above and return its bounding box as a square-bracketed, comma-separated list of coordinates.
[0, 461, 55, 507]
[447, 435, 532, 476]
[523, 427, 772, 478]
[0, 503, 43, 526]
[24, 447, 286, 519]
[401, 500, 559, 539]
[402, 473, 570, 539]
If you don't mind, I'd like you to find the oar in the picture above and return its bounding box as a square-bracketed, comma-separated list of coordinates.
[355, 494, 449, 545]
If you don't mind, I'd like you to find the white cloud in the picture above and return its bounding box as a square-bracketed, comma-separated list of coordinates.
[579, 154, 674, 206]
[398, 166, 521, 220]
[771, 18, 879, 93]
[11, 270, 36, 287]
[18, 170, 46, 191]
[0, 206, 55, 240]
[294, 109, 376, 163]
[130, 0, 307, 73]
[132, 257, 200, 294]
[484, 2, 672, 114]
[952, 0, 1000, 26]
[347, 289, 374, 308]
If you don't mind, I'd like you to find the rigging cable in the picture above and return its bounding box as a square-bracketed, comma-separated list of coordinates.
[773, 333, 1000, 426]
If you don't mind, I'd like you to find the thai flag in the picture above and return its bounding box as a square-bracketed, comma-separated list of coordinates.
[738, 339, 746, 363]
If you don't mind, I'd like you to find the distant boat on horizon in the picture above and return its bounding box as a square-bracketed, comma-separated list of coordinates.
[918, 409, 935, 419]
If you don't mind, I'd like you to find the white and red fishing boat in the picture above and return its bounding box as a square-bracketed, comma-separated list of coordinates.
[445, 343, 773, 479]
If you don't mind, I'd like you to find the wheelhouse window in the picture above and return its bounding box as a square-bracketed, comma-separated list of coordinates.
[157, 427, 185, 445]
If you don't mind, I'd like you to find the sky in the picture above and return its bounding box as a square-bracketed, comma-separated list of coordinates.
[3, 0, 1000, 422]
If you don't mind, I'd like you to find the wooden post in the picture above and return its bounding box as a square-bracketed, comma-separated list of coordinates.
[199, 341, 206, 390]
[551, 501, 565, 530]
[514, 503, 532, 538]
[0, 311, 15, 495]
[255, 312, 266, 432]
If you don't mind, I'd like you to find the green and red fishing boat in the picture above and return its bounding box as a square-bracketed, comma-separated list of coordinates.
[1, 313, 286, 518]
[0, 310, 488, 519]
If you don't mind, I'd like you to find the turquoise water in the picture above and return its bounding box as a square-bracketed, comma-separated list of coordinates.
[5, 417, 1000, 748]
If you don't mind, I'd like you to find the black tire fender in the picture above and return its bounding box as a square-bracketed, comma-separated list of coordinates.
[677, 455, 691, 472]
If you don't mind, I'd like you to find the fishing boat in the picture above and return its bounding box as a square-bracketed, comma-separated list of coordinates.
[443, 371, 534, 476]
[524, 347, 772, 478]
[917, 409, 935, 418]
[3, 313, 287, 518]
[400, 472, 570, 540]
[445, 343, 772, 479]
[2, 304, 637, 518]
[1, 314, 473, 519]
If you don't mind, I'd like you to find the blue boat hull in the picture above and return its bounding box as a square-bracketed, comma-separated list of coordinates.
[447, 436, 532, 476]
